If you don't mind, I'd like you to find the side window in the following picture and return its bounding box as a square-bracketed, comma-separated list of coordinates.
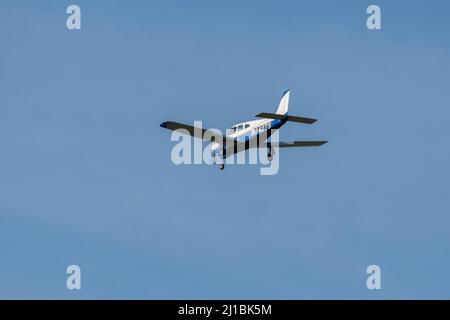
[245, 124, 250, 129]
[237, 125, 243, 131]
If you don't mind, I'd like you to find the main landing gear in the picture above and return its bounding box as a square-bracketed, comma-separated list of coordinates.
[219, 164, 225, 171]
[267, 147, 275, 162]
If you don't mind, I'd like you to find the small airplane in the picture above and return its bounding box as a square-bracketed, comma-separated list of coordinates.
[160, 90, 327, 170]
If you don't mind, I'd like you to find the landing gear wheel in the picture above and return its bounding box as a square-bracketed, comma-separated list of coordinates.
[219, 164, 225, 171]
[267, 145, 274, 161]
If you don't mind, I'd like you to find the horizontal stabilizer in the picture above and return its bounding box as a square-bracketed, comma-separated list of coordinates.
[255, 112, 285, 120]
[255, 112, 317, 124]
[285, 115, 317, 124]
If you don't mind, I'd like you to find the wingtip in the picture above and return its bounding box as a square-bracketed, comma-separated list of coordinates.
[282, 89, 291, 96]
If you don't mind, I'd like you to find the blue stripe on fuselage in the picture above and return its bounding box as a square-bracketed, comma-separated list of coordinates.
[235, 117, 287, 143]
[221, 116, 288, 157]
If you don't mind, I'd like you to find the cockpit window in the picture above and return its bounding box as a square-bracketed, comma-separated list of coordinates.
[228, 124, 248, 134]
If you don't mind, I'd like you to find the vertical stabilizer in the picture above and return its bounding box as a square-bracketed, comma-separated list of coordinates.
[276, 89, 290, 115]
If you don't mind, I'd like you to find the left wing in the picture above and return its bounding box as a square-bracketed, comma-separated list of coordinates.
[268, 141, 328, 148]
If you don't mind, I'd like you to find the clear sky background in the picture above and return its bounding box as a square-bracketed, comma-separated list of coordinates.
[1, 0, 450, 299]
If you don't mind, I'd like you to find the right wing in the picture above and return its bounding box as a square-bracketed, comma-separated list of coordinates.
[160, 121, 241, 146]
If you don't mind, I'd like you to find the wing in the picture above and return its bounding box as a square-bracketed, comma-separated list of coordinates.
[269, 141, 328, 148]
[160, 121, 241, 146]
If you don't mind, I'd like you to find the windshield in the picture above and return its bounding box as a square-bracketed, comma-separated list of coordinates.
[227, 127, 236, 134]
[228, 124, 247, 135]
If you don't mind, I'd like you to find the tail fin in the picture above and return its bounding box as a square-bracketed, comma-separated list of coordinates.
[275, 89, 290, 115]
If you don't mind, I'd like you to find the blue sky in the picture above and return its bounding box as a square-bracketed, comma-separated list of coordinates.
[1, 0, 450, 299]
